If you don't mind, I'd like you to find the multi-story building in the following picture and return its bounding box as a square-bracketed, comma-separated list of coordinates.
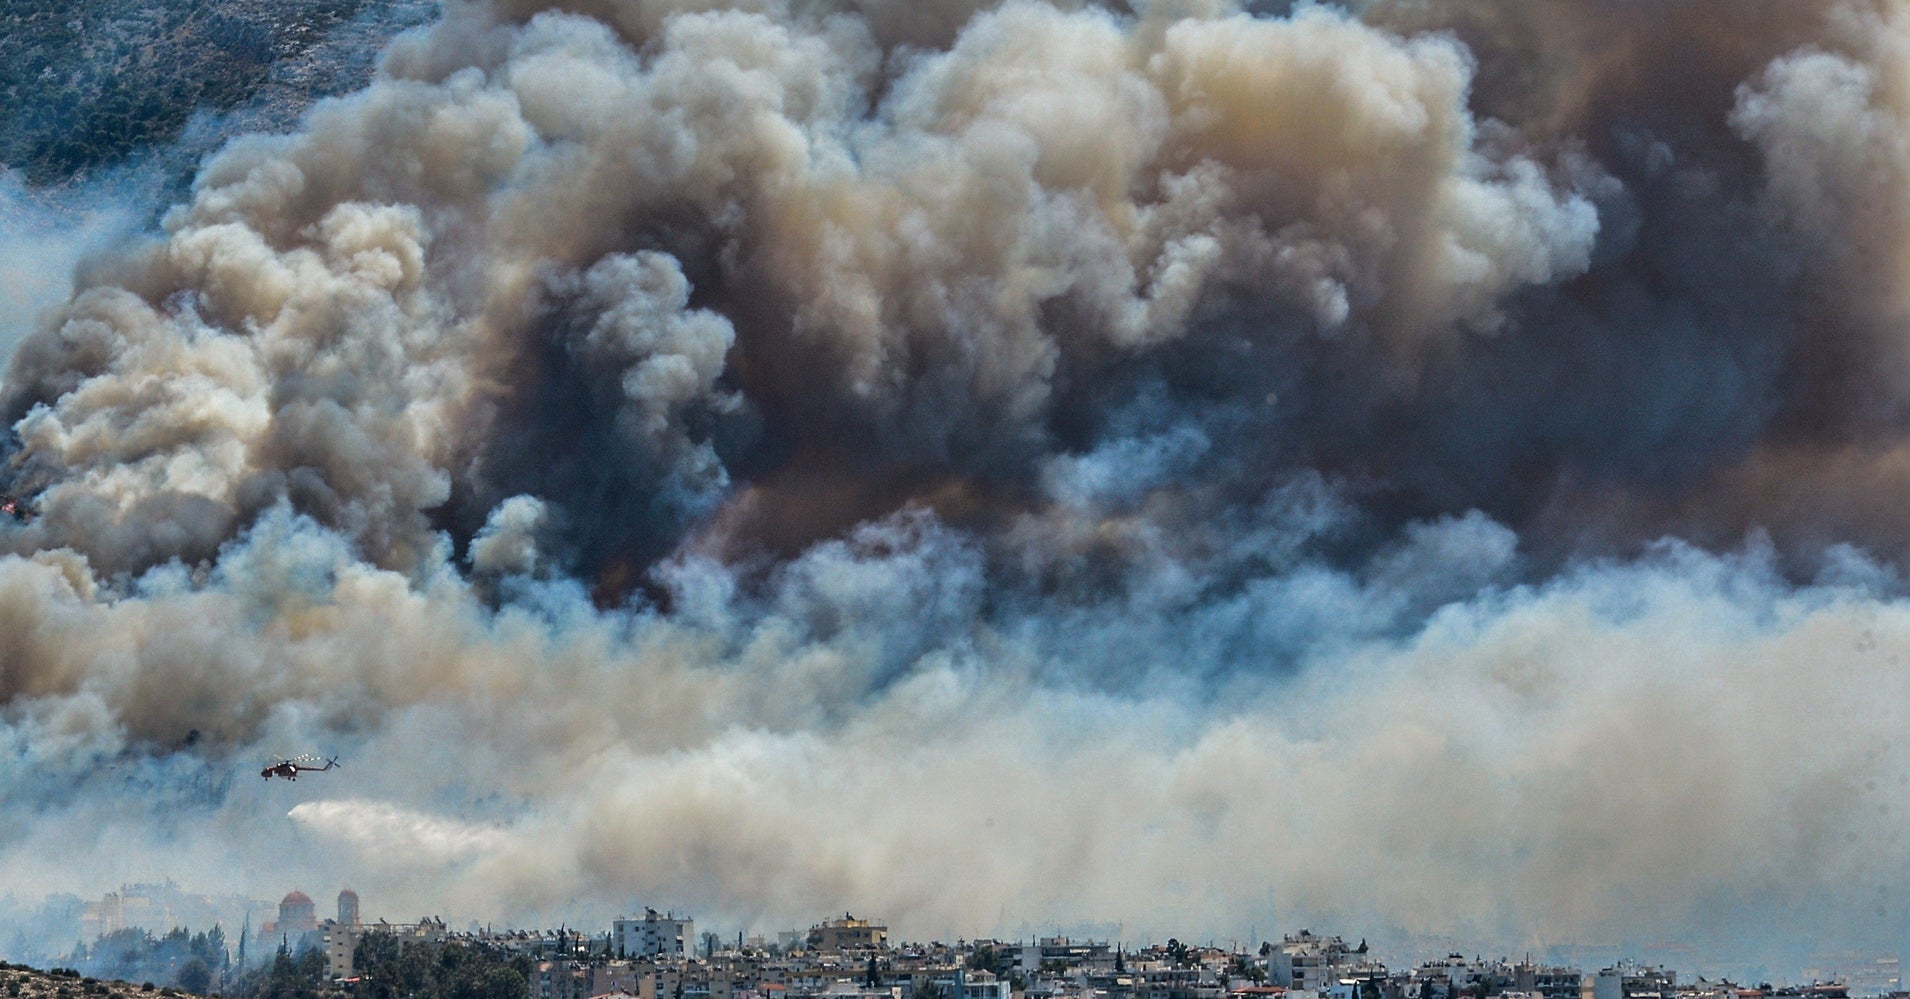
[532, 960, 591, 999]
[316, 893, 368, 980]
[324, 923, 358, 981]
[1132, 966, 1215, 999]
[591, 963, 647, 998]
[1269, 933, 1381, 994]
[1591, 964, 1675, 999]
[903, 970, 1013, 999]
[322, 916, 448, 980]
[78, 881, 257, 945]
[957, 971, 1013, 999]
[1514, 962, 1582, 999]
[807, 917, 888, 953]
[1019, 939, 1114, 974]
[617, 910, 696, 958]
[1412, 955, 1525, 999]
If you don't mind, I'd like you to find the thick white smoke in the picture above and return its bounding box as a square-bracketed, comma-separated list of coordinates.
[0, 169, 160, 372]
[3, 0, 1910, 976]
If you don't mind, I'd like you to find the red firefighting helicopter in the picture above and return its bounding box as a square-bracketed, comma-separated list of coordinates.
[0, 494, 34, 522]
[261, 754, 340, 781]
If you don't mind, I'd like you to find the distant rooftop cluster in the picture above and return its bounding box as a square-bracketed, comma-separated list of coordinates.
[291, 908, 1902, 999]
[11, 892, 1904, 999]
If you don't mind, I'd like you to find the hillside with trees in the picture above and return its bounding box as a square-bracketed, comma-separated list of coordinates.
[0, 0, 431, 186]
[0, 960, 198, 999]
[67, 928, 226, 992]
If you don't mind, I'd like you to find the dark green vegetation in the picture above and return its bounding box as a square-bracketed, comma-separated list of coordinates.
[338, 936, 529, 999]
[0, 0, 430, 186]
[19, 933, 530, 999]
[225, 944, 326, 999]
[66, 928, 226, 990]
[219, 936, 528, 999]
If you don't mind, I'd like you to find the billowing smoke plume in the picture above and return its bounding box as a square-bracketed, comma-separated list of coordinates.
[3, 0, 1910, 972]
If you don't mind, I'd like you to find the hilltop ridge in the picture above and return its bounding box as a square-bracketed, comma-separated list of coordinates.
[0, 962, 198, 999]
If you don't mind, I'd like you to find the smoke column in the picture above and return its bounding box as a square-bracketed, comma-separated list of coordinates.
[4, 0, 1910, 971]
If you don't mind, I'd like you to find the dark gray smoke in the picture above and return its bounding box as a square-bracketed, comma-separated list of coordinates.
[2, 0, 1910, 976]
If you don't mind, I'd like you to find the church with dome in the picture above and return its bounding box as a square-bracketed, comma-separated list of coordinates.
[258, 889, 354, 955]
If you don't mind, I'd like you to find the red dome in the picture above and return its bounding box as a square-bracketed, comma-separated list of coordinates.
[282, 891, 313, 906]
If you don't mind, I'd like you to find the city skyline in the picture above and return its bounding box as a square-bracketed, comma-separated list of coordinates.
[2, 881, 1900, 991]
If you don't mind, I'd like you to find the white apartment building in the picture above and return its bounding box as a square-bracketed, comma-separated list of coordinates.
[617, 909, 695, 958]
[1591, 965, 1674, 999]
[1268, 933, 1379, 993]
[323, 917, 449, 980]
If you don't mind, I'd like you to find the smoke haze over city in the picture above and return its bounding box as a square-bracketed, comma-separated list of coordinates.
[3, 0, 1910, 975]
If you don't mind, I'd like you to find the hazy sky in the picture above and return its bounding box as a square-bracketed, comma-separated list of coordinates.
[4, 0, 1910, 978]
